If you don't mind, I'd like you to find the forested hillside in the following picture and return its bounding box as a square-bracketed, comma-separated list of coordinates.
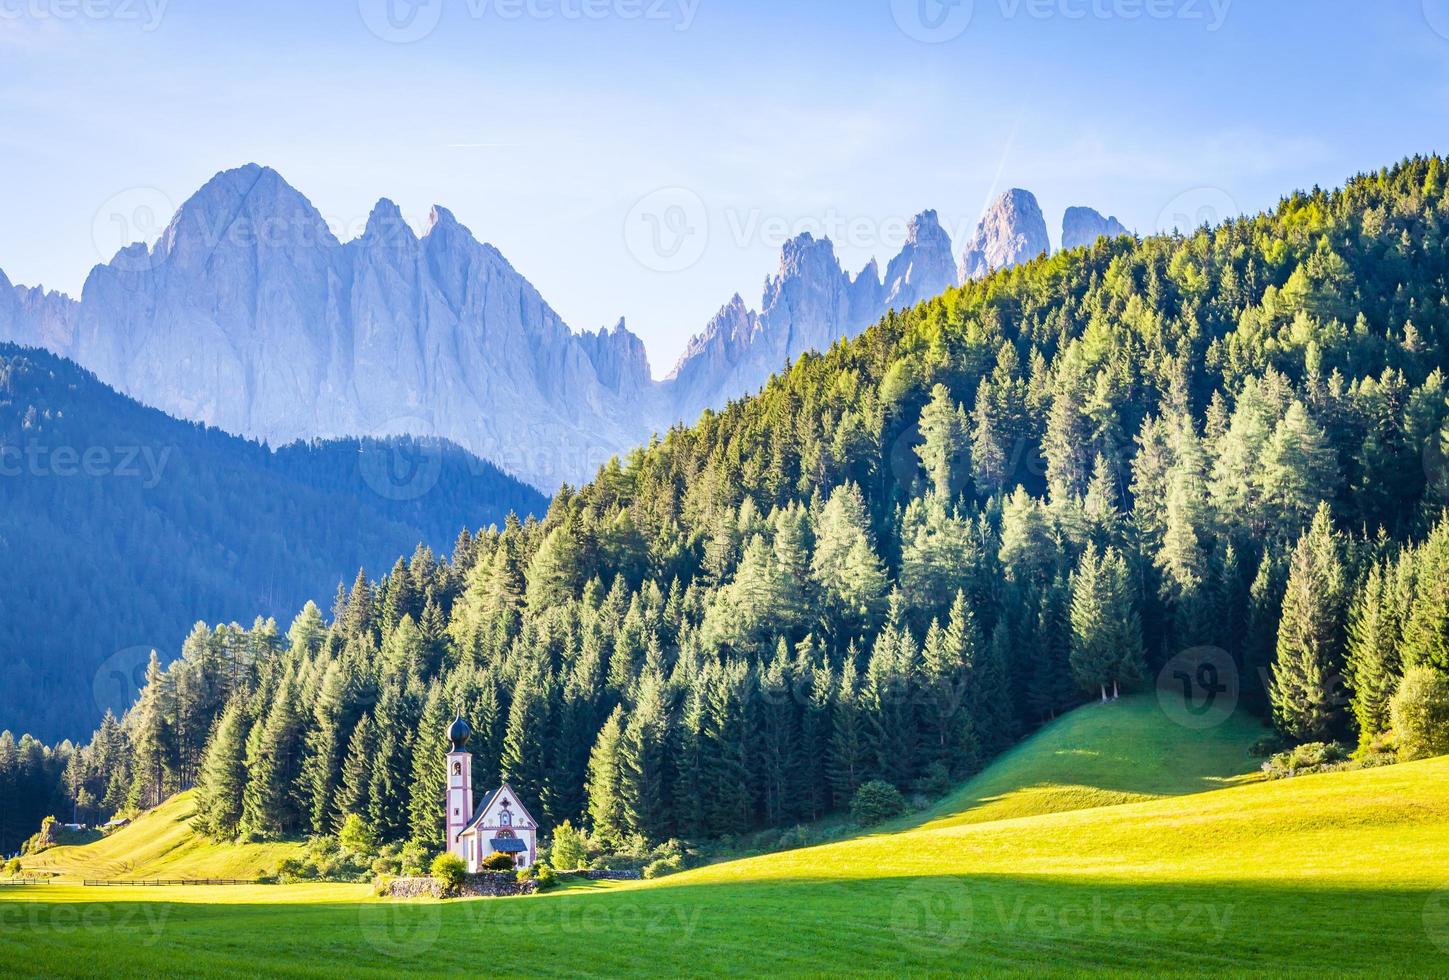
[0, 344, 546, 746]
[11, 156, 1449, 861]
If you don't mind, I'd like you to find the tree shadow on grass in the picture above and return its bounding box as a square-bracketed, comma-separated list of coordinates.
[2, 874, 1444, 976]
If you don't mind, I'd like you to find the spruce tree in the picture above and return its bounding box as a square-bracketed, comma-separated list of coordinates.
[585, 706, 627, 846]
[192, 697, 249, 839]
[1270, 504, 1348, 741]
[1345, 562, 1401, 741]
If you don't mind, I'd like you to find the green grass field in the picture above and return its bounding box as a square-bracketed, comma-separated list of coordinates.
[6, 697, 1449, 977]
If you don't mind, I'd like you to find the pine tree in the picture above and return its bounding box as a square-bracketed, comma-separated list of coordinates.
[241, 673, 305, 837]
[336, 713, 375, 830]
[916, 383, 969, 498]
[1345, 562, 1401, 741]
[1270, 504, 1348, 741]
[585, 706, 627, 846]
[828, 656, 867, 807]
[128, 651, 176, 811]
[407, 687, 450, 849]
[618, 672, 672, 842]
[1401, 519, 1449, 672]
[192, 697, 249, 839]
[757, 643, 801, 826]
[301, 660, 349, 835]
[500, 672, 551, 822]
[1069, 545, 1146, 701]
[810, 484, 887, 640]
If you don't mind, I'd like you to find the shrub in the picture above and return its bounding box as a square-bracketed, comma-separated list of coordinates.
[532, 862, 557, 890]
[430, 852, 467, 895]
[481, 851, 517, 872]
[1262, 741, 1350, 779]
[339, 814, 379, 857]
[1391, 666, 1449, 761]
[399, 840, 431, 877]
[643, 855, 683, 879]
[911, 761, 953, 798]
[775, 825, 819, 851]
[3, 858, 21, 877]
[275, 857, 307, 883]
[549, 820, 589, 870]
[850, 780, 907, 826]
[372, 874, 394, 897]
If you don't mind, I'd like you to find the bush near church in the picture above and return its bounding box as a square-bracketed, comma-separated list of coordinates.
[431, 852, 467, 895]
[480, 851, 517, 872]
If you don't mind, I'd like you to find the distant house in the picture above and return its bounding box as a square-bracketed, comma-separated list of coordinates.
[441, 714, 540, 871]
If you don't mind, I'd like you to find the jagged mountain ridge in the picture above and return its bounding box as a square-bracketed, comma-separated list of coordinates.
[1, 168, 1124, 487]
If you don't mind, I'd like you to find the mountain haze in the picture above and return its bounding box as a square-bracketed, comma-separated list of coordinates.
[0, 168, 1122, 489]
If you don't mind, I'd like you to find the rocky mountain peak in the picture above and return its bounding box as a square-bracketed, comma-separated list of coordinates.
[882, 208, 957, 311]
[1061, 206, 1130, 251]
[363, 198, 417, 247]
[958, 188, 1049, 282]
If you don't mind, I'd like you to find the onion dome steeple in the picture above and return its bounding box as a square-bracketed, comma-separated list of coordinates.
[448, 712, 471, 751]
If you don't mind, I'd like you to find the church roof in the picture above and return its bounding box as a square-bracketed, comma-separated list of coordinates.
[489, 838, 528, 853]
[457, 781, 537, 839]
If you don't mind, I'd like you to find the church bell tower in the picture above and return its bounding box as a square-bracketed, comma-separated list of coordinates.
[445, 712, 473, 863]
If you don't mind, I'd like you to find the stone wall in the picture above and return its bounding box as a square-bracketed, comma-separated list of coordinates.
[385, 873, 537, 899]
[460, 871, 537, 897]
[557, 869, 643, 881]
[385, 876, 445, 899]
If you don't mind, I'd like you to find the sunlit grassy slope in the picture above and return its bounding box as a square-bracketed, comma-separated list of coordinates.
[21, 791, 303, 881]
[914, 694, 1265, 830]
[6, 700, 1448, 975]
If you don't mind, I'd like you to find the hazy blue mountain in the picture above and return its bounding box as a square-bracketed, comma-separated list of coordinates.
[0, 342, 546, 741]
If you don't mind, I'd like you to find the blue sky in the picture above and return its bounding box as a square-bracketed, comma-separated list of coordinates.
[1, 0, 1446, 373]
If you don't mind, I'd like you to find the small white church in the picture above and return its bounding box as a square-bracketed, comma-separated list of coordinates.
[444, 713, 540, 871]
